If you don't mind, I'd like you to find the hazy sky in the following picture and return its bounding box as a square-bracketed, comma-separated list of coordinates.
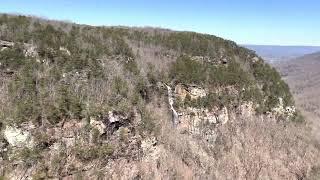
[1, 0, 319, 46]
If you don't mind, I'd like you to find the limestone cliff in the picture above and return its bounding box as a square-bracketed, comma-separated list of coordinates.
[0, 14, 318, 179]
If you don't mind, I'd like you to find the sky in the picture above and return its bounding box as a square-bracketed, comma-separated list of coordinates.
[0, 0, 319, 46]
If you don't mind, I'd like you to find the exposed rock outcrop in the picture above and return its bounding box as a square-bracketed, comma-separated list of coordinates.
[59, 46, 71, 56]
[165, 84, 179, 126]
[90, 117, 106, 135]
[272, 97, 296, 118]
[190, 55, 230, 65]
[170, 84, 231, 142]
[0, 15, 314, 179]
[175, 84, 206, 101]
[0, 40, 14, 49]
[0, 40, 39, 58]
[24, 43, 38, 57]
[3, 126, 34, 148]
[106, 111, 132, 134]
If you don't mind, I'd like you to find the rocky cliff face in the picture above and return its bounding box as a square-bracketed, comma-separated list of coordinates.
[0, 14, 319, 179]
[170, 83, 258, 141]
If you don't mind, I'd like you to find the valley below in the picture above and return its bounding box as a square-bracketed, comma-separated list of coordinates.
[272, 52, 320, 141]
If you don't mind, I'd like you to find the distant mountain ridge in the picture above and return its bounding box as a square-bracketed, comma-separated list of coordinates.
[274, 50, 320, 147]
[244, 44, 320, 63]
[294, 51, 320, 60]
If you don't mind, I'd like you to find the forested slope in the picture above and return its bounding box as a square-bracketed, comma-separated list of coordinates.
[0, 14, 318, 179]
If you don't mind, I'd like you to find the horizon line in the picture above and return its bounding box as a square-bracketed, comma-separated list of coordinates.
[1, 12, 320, 47]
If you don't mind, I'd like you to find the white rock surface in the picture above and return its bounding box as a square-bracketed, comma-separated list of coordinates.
[3, 126, 33, 148]
[285, 106, 296, 116]
[252, 56, 259, 63]
[90, 117, 106, 134]
[189, 86, 207, 99]
[108, 111, 120, 123]
[0, 40, 14, 47]
[59, 46, 71, 55]
[24, 44, 38, 57]
[175, 84, 207, 100]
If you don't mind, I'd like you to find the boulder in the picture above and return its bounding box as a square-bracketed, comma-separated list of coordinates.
[3, 126, 34, 148]
[221, 58, 228, 64]
[0, 40, 14, 48]
[59, 46, 71, 56]
[252, 56, 259, 63]
[106, 111, 131, 134]
[24, 44, 38, 57]
[188, 86, 207, 99]
[285, 106, 296, 116]
[90, 117, 106, 134]
[108, 111, 120, 123]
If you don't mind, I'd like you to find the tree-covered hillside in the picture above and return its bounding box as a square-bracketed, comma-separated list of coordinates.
[0, 14, 296, 124]
[0, 14, 317, 179]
